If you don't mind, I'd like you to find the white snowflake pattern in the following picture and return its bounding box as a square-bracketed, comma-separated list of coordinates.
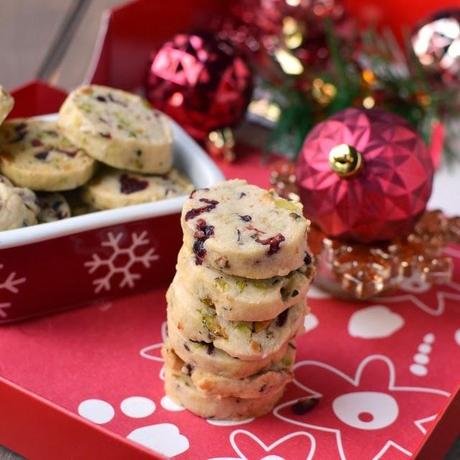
[85, 231, 159, 294]
[0, 264, 26, 318]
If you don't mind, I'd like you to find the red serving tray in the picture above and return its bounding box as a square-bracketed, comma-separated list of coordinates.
[0, 82, 459, 460]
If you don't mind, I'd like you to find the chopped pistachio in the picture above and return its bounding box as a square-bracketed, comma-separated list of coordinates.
[274, 198, 300, 212]
[282, 357, 293, 367]
[202, 314, 227, 339]
[200, 297, 215, 308]
[236, 278, 247, 293]
[236, 322, 252, 334]
[252, 279, 269, 290]
[215, 277, 229, 291]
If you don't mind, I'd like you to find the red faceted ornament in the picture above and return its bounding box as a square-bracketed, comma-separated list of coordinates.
[296, 108, 434, 243]
[146, 33, 253, 140]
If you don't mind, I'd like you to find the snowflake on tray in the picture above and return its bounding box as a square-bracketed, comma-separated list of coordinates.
[85, 231, 159, 294]
[0, 264, 26, 318]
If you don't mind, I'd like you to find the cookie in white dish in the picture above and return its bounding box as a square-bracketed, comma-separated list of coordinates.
[37, 192, 71, 223]
[82, 166, 193, 210]
[58, 85, 173, 174]
[0, 119, 96, 191]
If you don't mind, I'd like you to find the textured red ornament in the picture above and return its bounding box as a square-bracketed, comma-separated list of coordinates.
[296, 108, 434, 243]
[412, 9, 460, 84]
[146, 33, 253, 140]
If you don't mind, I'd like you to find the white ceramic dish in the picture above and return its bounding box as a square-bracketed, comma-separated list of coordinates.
[0, 114, 224, 249]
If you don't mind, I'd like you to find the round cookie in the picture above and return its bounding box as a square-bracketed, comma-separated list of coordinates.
[176, 245, 314, 321]
[167, 279, 306, 360]
[164, 365, 284, 420]
[0, 119, 96, 191]
[37, 193, 71, 223]
[168, 321, 290, 379]
[162, 341, 295, 399]
[58, 85, 173, 174]
[181, 180, 310, 279]
[82, 166, 193, 210]
[0, 86, 14, 126]
[0, 181, 38, 229]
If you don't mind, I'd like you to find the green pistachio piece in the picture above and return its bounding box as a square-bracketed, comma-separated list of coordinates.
[236, 322, 252, 334]
[215, 277, 229, 292]
[236, 278, 247, 293]
[202, 314, 227, 339]
[274, 198, 301, 212]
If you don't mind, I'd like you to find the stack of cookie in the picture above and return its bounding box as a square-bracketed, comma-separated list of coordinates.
[0, 84, 192, 231]
[163, 179, 314, 420]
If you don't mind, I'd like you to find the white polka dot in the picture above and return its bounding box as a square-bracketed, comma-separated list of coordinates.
[414, 353, 429, 365]
[261, 456, 285, 460]
[304, 313, 319, 333]
[161, 395, 185, 412]
[127, 423, 189, 457]
[454, 329, 460, 346]
[418, 343, 432, 354]
[78, 399, 115, 424]
[207, 417, 254, 426]
[120, 396, 155, 418]
[423, 333, 435, 344]
[410, 364, 428, 376]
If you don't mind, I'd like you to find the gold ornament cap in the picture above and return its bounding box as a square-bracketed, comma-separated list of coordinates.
[329, 144, 363, 178]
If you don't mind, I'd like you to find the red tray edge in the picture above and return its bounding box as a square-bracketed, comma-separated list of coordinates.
[0, 376, 165, 460]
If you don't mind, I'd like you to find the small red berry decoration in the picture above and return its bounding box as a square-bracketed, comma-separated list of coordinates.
[296, 108, 434, 243]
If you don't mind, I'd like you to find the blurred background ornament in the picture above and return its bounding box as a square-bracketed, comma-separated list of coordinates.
[411, 9, 460, 84]
[296, 107, 434, 243]
[146, 32, 253, 159]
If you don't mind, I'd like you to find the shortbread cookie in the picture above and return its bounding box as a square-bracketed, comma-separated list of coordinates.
[176, 245, 313, 321]
[167, 279, 306, 360]
[37, 193, 71, 222]
[181, 180, 310, 279]
[0, 86, 14, 126]
[0, 182, 38, 229]
[58, 85, 173, 173]
[163, 341, 295, 399]
[164, 365, 284, 420]
[168, 321, 290, 379]
[82, 166, 193, 210]
[0, 119, 96, 191]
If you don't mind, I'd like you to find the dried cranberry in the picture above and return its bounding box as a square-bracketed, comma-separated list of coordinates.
[96, 95, 107, 103]
[119, 174, 149, 194]
[276, 309, 289, 327]
[31, 138, 43, 147]
[256, 233, 285, 256]
[34, 151, 49, 160]
[205, 342, 215, 355]
[11, 123, 27, 142]
[189, 187, 210, 198]
[304, 252, 312, 265]
[193, 219, 215, 265]
[108, 93, 127, 106]
[184, 363, 194, 376]
[99, 132, 112, 139]
[239, 215, 252, 222]
[55, 148, 79, 158]
[239, 192, 247, 198]
[292, 397, 320, 415]
[185, 198, 219, 221]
